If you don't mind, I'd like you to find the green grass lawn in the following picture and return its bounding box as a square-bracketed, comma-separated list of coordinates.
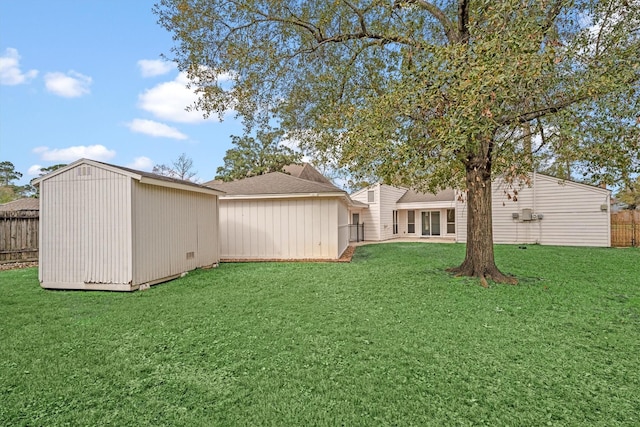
[1, 243, 639, 426]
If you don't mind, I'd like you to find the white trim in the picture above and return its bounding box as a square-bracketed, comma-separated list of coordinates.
[220, 192, 344, 201]
[32, 158, 137, 185]
[397, 201, 456, 209]
[139, 176, 224, 196]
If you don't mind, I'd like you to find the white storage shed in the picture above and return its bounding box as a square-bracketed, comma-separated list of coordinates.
[34, 159, 224, 291]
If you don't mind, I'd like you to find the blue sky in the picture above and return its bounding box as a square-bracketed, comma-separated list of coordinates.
[0, 0, 245, 185]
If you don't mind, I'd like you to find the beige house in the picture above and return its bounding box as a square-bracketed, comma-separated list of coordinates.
[206, 165, 366, 260]
[34, 159, 224, 291]
[351, 172, 611, 247]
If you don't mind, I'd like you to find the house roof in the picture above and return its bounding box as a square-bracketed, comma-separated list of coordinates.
[0, 198, 39, 211]
[283, 163, 336, 186]
[397, 188, 456, 203]
[33, 158, 224, 196]
[205, 171, 346, 196]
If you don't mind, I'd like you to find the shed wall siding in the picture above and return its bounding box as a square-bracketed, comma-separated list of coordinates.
[337, 200, 350, 256]
[457, 174, 610, 247]
[219, 198, 342, 259]
[39, 165, 132, 286]
[132, 183, 219, 285]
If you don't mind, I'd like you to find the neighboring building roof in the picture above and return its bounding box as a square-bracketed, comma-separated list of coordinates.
[283, 163, 336, 186]
[205, 171, 345, 196]
[397, 188, 456, 203]
[0, 198, 39, 211]
[33, 158, 224, 196]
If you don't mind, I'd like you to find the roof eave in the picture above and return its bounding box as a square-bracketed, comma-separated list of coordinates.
[220, 192, 344, 200]
[139, 176, 225, 196]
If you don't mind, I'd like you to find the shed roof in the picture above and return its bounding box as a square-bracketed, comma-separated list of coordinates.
[205, 171, 345, 196]
[397, 188, 456, 203]
[33, 159, 224, 196]
[0, 198, 39, 211]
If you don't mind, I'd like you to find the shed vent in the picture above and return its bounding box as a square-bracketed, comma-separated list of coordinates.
[186, 251, 195, 260]
[77, 166, 92, 177]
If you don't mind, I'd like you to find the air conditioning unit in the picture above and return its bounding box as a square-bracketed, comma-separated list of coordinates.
[521, 208, 533, 221]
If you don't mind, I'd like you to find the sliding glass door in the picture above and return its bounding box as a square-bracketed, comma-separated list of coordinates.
[421, 211, 441, 236]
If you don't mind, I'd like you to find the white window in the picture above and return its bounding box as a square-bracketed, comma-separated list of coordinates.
[367, 190, 375, 203]
[392, 210, 399, 234]
[447, 209, 456, 234]
[407, 210, 415, 234]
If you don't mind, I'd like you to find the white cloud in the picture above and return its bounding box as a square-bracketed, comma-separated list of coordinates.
[137, 59, 175, 77]
[33, 144, 115, 162]
[127, 156, 153, 171]
[126, 118, 188, 140]
[138, 72, 233, 123]
[138, 72, 209, 123]
[27, 165, 43, 176]
[0, 48, 38, 85]
[44, 71, 92, 98]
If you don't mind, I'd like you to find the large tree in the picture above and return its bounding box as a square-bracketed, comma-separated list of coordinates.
[215, 127, 302, 181]
[156, 0, 640, 284]
[0, 161, 34, 202]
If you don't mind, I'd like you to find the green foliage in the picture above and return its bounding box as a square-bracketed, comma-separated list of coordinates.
[38, 164, 67, 176]
[155, 0, 639, 190]
[215, 127, 302, 181]
[0, 161, 35, 202]
[616, 175, 640, 210]
[0, 185, 16, 204]
[0, 161, 22, 186]
[1, 244, 639, 425]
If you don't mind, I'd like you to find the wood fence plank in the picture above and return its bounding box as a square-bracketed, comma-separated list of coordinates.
[0, 210, 39, 262]
[611, 211, 640, 247]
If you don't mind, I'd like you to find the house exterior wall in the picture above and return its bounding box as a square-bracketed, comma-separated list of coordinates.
[351, 184, 381, 241]
[379, 185, 408, 240]
[132, 183, 219, 286]
[456, 173, 611, 247]
[219, 197, 345, 259]
[351, 184, 406, 241]
[39, 164, 133, 290]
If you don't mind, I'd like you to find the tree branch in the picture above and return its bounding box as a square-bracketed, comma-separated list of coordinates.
[457, 0, 470, 43]
[396, 0, 458, 43]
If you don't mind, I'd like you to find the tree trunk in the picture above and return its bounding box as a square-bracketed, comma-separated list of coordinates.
[447, 157, 517, 286]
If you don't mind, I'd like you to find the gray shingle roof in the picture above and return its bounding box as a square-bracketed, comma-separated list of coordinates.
[397, 188, 456, 203]
[283, 163, 335, 186]
[0, 198, 39, 211]
[90, 160, 217, 192]
[205, 171, 346, 196]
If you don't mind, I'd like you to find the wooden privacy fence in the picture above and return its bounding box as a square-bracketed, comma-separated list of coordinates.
[611, 210, 640, 247]
[0, 210, 39, 263]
